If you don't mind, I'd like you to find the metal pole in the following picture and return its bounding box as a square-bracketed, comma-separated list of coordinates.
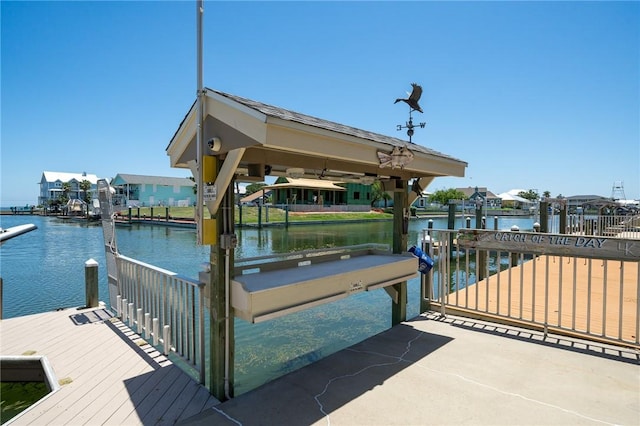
[195, 0, 204, 245]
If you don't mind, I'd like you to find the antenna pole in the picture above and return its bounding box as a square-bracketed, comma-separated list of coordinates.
[195, 1, 204, 245]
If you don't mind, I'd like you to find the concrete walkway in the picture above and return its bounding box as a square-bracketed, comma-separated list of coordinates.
[181, 312, 639, 426]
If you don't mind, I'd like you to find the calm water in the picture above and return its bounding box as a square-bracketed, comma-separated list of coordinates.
[0, 213, 536, 393]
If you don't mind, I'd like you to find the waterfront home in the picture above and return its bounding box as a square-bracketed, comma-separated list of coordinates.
[110, 173, 195, 207]
[38, 171, 100, 207]
[456, 186, 502, 208]
[497, 191, 535, 209]
[264, 176, 373, 212]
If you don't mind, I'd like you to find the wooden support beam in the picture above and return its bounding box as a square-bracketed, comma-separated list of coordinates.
[207, 158, 236, 401]
[391, 180, 408, 325]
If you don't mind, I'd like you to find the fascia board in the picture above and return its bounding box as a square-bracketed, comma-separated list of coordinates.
[167, 106, 198, 168]
[206, 92, 268, 144]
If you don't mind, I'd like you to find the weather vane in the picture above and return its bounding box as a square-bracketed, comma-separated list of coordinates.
[394, 83, 426, 143]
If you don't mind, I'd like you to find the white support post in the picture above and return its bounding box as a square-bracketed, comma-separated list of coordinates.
[128, 303, 134, 326]
[144, 313, 151, 339]
[163, 325, 171, 355]
[153, 318, 159, 345]
[116, 295, 122, 318]
[122, 299, 128, 321]
[137, 308, 143, 334]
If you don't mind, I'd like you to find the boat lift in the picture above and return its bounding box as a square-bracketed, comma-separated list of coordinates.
[198, 244, 418, 324]
[166, 74, 467, 399]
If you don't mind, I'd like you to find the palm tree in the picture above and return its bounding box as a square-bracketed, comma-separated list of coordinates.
[61, 182, 71, 204]
[80, 179, 92, 203]
[370, 181, 392, 208]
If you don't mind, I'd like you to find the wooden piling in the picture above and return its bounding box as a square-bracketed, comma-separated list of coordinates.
[85, 259, 99, 308]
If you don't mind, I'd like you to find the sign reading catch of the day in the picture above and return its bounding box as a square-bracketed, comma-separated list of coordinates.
[456, 229, 639, 261]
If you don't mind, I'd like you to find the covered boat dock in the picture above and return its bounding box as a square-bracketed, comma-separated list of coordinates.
[166, 88, 467, 399]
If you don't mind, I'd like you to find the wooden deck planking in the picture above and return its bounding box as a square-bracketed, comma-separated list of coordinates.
[449, 255, 639, 345]
[0, 306, 219, 425]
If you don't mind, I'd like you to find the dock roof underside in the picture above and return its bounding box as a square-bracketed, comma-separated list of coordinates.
[166, 88, 467, 185]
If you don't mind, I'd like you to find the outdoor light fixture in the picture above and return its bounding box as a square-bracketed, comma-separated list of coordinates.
[286, 168, 305, 178]
[377, 146, 414, 169]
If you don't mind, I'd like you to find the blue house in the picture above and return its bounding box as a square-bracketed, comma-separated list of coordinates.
[38, 171, 101, 206]
[110, 173, 195, 207]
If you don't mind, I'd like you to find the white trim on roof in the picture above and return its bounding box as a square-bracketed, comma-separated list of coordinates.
[42, 171, 100, 184]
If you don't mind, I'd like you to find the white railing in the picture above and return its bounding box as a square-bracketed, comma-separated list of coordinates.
[115, 254, 206, 384]
[421, 228, 639, 348]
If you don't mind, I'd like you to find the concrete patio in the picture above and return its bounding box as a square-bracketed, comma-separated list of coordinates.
[181, 312, 639, 426]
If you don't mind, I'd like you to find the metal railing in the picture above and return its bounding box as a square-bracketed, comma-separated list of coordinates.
[422, 228, 640, 348]
[566, 213, 640, 237]
[115, 254, 206, 384]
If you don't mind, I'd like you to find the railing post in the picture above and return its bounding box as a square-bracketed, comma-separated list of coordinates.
[510, 225, 520, 266]
[163, 325, 171, 355]
[122, 298, 128, 321]
[476, 209, 487, 280]
[85, 259, 99, 308]
[137, 308, 143, 333]
[153, 318, 159, 345]
[420, 229, 432, 313]
[128, 303, 134, 326]
[199, 283, 205, 384]
[145, 313, 151, 339]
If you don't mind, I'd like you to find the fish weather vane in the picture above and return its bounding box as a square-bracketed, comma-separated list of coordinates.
[394, 83, 426, 143]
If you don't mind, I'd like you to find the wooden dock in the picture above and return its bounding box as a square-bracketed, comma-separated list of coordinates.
[0, 306, 219, 425]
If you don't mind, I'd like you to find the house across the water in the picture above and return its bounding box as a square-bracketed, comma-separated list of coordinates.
[110, 173, 195, 207]
[38, 171, 101, 207]
[264, 177, 373, 212]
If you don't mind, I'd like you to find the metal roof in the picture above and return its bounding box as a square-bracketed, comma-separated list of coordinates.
[111, 173, 195, 187]
[42, 171, 100, 184]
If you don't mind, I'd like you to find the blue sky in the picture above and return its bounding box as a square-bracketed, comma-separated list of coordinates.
[2, 1, 638, 206]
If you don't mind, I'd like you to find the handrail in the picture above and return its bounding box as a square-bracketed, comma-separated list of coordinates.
[115, 254, 206, 384]
[423, 228, 639, 348]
